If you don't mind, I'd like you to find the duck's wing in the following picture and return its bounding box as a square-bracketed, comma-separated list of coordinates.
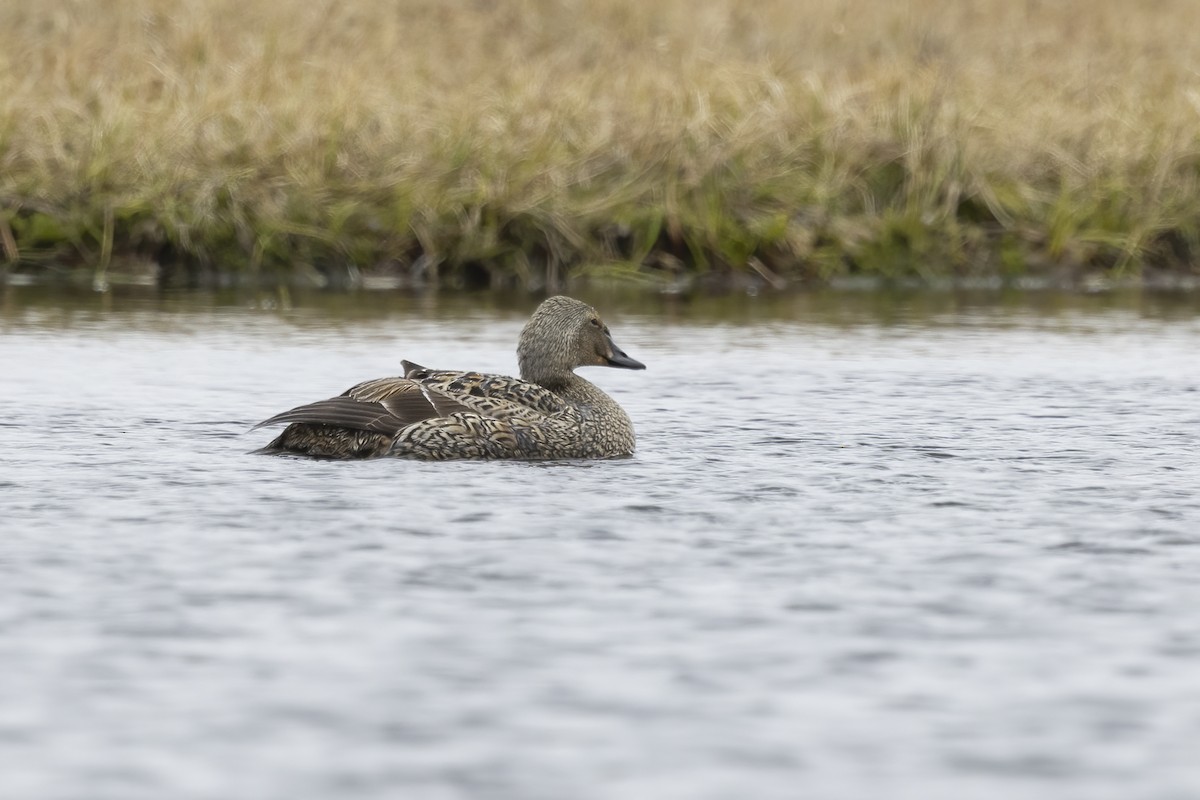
[254, 378, 473, 434]
[401, 361, 568, 416]
[255, 360, 571, 447]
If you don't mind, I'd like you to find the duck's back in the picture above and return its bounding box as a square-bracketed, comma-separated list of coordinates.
[400, 361, 568, 418]
[387, 362, 617, 460]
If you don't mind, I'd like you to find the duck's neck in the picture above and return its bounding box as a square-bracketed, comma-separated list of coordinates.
[522, 356, 624, 413]
[537, 371, 614, 410]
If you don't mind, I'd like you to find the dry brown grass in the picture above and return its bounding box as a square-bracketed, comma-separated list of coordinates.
[3, 0, 1200, 287]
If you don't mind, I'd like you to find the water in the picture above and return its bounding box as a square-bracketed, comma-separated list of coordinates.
[3, 286, 1200, 800]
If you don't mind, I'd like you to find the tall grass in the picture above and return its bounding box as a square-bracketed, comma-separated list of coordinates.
[2, 0, 1200, 288]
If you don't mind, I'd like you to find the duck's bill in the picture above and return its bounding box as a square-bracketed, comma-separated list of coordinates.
[605, 335, 646, 370]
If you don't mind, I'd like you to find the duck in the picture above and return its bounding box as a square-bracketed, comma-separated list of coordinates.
[254, 295, 645, 459]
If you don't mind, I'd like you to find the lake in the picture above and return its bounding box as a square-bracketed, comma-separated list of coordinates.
[2, 284, 1199, 800]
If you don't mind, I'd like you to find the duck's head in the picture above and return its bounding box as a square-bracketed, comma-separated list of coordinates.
[517, 296, 645, 387]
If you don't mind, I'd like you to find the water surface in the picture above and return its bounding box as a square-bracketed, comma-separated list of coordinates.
[2, 286, 1199, 800]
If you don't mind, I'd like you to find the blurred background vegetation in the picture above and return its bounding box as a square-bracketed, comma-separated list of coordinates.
[2, 0, 1200, 290]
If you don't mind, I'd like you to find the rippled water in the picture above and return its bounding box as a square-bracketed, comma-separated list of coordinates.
[3, 286, 1200, 799]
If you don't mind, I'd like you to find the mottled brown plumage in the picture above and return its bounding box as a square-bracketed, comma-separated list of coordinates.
[254, 296, 645, 460]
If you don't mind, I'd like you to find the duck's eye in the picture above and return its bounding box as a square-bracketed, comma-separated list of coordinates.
[589, 318, 601, 327]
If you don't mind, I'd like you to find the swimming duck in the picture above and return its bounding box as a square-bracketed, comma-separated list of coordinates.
[255, 295, 645, 459]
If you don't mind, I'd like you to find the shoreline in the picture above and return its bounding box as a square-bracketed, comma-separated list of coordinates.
[6, 257, 1200, 297]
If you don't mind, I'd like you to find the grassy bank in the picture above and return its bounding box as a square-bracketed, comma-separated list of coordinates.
[3, 0, 1200, 290]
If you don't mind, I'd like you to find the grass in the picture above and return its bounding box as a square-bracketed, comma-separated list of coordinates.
[2, 0, 1200, 289]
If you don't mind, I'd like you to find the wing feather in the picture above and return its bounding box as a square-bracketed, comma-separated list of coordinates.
[255, 378, 477, 435]
[253, 398, 409, 433]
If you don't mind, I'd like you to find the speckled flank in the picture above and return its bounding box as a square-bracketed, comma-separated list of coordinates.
[255, 296, 644, 460]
